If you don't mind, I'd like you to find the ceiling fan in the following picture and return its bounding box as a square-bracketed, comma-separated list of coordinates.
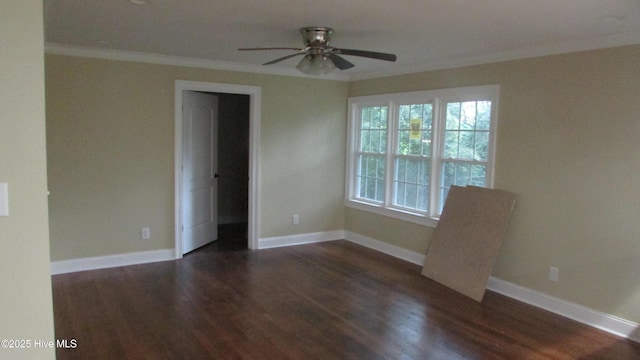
[238, 27, 397, 75]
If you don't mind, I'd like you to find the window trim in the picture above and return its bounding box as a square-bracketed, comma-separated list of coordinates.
[345, 85, 499, 227]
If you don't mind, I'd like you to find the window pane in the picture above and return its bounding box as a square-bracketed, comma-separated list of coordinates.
[366, 156, 377, 177]
[396, 158, 406, 181]
[398, 130, 428, 156]
[361, 108, 371, 128]
[399, 105, 410, 128]
[458, 131, 475, 160]
[460, 101, 477, 130]
[454, 163, 470, 185]
[442, 162, 455, 188]
[474, 132, 489, 161]
[381, 130, 387, 153]
[361, 107, 387, 129]
[398, 103, 432, 157]
[476, 101, 491, 130]
[444, 130, 459, 158]
[393, 158, 429, 212]
[418, 159, 429, 185]
[446, 102, 461, 129]
[376, 178, 385, 202]
[417, 185, 429, 211]
[357, 154, 385, 203]
[395, 182, 406, 205]
[377, 156, 386, 177]
[470, 164, 486, 186]
[410, 135, 422, 155]
[405, 183, 417, 209]
[444, 100, 492, 162]
[398, 130, 410, 155]
[410, 104, 421, 119]
[371, 130, 381, 153]
[365, 106, 387, 129]
[366, 177, 376, 199]
[406, 160, 418, 182]
[440, 160, 486, 214]
[422, 130, 432, 157]
[360, 130, 370, 152]
[422, 106, 433, 129]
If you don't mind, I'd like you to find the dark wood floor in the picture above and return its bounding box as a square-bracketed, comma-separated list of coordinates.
[52, 228, 640, 359]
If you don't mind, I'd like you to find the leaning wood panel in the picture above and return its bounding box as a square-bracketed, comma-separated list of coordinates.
[422, 185, 516, 302]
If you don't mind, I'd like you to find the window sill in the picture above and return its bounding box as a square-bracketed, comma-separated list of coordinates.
[344, 199, 439, 228]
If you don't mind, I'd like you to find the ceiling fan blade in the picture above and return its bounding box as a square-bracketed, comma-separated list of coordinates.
[335, 48, 397, 62]
[327, 54, 355, 70]
[238, 47, 303, 51]
[263, 52, 306, 65]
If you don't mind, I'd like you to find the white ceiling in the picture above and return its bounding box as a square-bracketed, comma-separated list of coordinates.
[44, 0, 640, 80]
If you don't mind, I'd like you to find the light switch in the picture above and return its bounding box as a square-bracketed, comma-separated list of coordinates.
[0, 183, 8, 217]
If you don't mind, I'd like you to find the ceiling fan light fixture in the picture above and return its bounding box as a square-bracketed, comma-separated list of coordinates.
[296, 54, 336, 75]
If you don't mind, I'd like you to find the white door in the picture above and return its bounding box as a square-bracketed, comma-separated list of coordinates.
[182, 91, 219, 254]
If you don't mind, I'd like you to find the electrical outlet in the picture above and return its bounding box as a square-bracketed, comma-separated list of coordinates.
[141, 227, 151, 240]
[549, 266, 559, 282]
[292, 214, 299, 225]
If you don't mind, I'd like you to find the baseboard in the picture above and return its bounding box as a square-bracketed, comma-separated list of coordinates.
[344, 231, 426, 266]
[343, 231, 640, 344]
[258, 230, 345, 249]
[50, 249, 175, 275]
[486, 277, 640, 343]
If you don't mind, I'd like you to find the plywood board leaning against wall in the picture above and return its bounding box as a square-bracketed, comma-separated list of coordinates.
[422, 186, 516, 302]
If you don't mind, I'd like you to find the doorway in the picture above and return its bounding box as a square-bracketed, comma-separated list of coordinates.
[174, 81, 261, 258]
[216, 93, 250, 251]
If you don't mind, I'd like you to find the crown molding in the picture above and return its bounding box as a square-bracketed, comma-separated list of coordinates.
[44, 43, 350, 81]
[349, 31, 640, 81]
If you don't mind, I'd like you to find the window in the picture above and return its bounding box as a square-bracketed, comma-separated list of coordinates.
[356, 105, 388, 203]
[345, 85, 499, 226]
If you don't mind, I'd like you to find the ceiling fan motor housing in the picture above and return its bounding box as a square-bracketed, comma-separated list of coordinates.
[300, 27, 334, 49]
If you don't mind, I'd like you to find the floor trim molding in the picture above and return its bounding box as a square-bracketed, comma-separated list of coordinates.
[344, 231, 426, 266]
[258, 230, 344, 249]
[50, 249, 175, 275]
[343, 230, 640, 344]
[487, 277, 640, 343]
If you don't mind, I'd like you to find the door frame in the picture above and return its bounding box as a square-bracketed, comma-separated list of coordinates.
[174, 80, 261, 258]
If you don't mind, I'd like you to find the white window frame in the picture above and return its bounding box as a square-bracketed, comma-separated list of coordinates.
[345, 85, 499, 227]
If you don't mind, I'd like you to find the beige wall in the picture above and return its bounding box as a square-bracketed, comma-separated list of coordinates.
[0, 1, 55, 359]
[46, 54, 348, 260]
[258, 76, 348, 237]
[347, 45, 640, 323]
